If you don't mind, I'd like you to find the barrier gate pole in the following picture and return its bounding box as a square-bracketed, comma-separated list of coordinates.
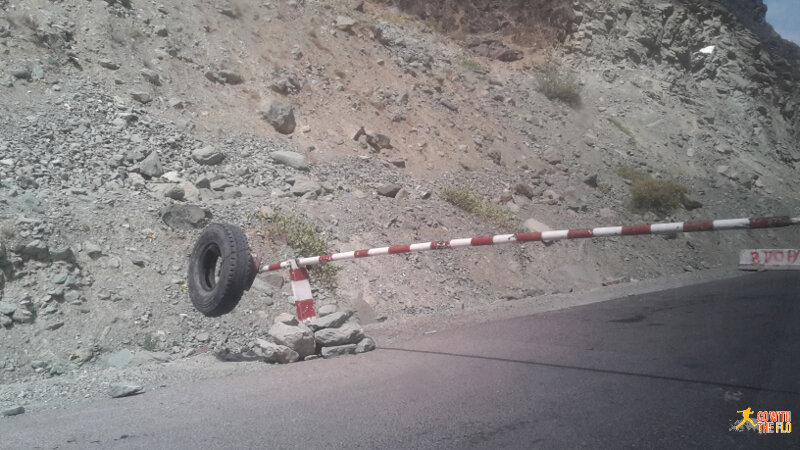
[262, 215, 799, 321]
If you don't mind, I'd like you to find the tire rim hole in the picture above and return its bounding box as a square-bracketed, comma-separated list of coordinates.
[201, 245, 222, 290]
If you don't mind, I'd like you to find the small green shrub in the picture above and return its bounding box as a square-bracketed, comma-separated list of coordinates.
[142, 333, 157, 352]
[616, 167, 650, 183]
[617, 168, 689, 215]
[442, 186, 516, 230]
[458, 58, 489, 74]
[536, 62, 582, 107]
[381, 13, 412, 25]
[258, 211, 339, 292]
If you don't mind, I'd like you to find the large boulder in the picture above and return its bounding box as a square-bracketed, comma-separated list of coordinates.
[139, 151, 164, 178]
[109, 384, 143, 398]
[268, 321, 316, 359]
[19, 240, 49, 261]
[366, 132, 392, 150]
[256, 339, 300, 364]
[308, 311, 350, 331]
[259, 100, 296, 134]
[335, 16, 357, 32]
[217, 70, 243, 85]
[317, 304, 339, 317]
[376, 183, 401, 198]
[0, 301, 16, 317]
[160, 205, 212, 230]
[291, 177, 322, 197]
[270, 151, 308, 170]
[192, 146, 226, 165]
[140, 68, 161, 86]
[314, 323, 364, 347]
[321, 344, 357, 358]
[355, 336, 376, 353]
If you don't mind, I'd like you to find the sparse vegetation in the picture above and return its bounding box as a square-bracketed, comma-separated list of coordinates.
[617, 167, 690, 215]
[257, 210, 339, 292]
[597, 183, 612, 195]
[616, 167, 650, 183]
[441, 186, 517, 230]
[107, 20, 144, 48]
[608, 117, 637, 146]
[451, 28, 467, 41]
[381, 13, 413, 26]
[536, 61, 582, 107]
[142, 333, 157, 351]
[0, 221, 14, 239]
[423, 17, 444, 34]
[457, 58, 489, 74]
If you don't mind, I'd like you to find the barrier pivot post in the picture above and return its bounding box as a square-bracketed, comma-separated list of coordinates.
[290, 260, 316, 322]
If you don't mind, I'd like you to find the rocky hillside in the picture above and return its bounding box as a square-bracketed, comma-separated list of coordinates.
[1, 0, 799, 413]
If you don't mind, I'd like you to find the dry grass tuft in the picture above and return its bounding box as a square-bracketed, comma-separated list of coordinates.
[257, 210, 339, 292]
[441, 186, 517, 230]
[536, 61, 582, 107]
[617, 168, 690, 215]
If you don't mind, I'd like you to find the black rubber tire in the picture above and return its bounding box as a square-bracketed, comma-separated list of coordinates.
[187, 223, 254, 317]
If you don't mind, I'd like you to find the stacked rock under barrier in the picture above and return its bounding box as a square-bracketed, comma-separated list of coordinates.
[250, 305, 375, 364]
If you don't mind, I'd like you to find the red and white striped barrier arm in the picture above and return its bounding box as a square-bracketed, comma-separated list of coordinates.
[261, 216, 799, 273]
[290, 260, 316, 321]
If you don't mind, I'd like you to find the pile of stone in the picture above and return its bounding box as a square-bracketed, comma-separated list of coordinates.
[255, 305, 375, 364]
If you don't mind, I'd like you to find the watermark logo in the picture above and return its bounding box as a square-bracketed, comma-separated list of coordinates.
[730, 407, 792, 434]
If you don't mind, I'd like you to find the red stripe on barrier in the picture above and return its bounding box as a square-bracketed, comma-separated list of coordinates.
[567, 228, 594, 239]
[355, 249, 370, 258]
[621, 224, 652, 235]
[431, 241, 450, 250]
[389, 245, 411, 254]
[295, 299, 316, 322]
[683, 221, 714, 232]
[290, 267, 309, 281]
[319, 254, 333, 263]
[268, 263, 283, 271]
[517, 232, 543, 243]
[471, 236, 494, 246]
[750, 217, 791, 228]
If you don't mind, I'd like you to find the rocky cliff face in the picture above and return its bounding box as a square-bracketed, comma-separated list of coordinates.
[385, 0, 799, 143]
[567, 1, 800, 172]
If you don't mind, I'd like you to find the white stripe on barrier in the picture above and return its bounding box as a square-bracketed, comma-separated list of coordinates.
[593, 226, 623, 237]
[541, 230, 569, 241]
[410, 243, 431, 251]
[332, 251, 355, 261]
[492, 234, 517, 244]
[370, 247, 390, 256]
[450, 238, 473, 248]
[713, 218, 750, 230]
[291, 280, 313, 301]
[651, 223, 683, 234]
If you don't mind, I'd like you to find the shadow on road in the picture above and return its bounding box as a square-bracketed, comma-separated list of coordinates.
[380, 347, 800, 396]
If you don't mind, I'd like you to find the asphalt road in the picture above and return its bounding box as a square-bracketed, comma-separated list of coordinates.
[1, 271, 798, 449]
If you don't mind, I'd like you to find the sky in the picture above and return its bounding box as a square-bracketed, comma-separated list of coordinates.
[764, 0, 800, 44]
